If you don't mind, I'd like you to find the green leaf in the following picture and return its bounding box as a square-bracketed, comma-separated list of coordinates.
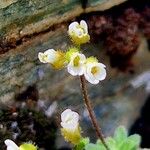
[127, 134, 141, 148]
[106, 137, 117, 150]
[119, 135, 141, 150]
[85, 143, 105, 150]
[96, 140, 106, 150]
[119, 140, 136, 150]
[96, 139, 105, 145]
[114, 126, 127, 144]
[74, 138, 89, 150]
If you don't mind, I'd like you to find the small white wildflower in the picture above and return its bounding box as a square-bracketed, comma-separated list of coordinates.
[67, 52, 86, 76]
[60, 109, 81, 144]
[4, 139, 19, 150]
[84, 58, 106, 84]
[69, 20, 88, 37]
[61, 109, 79, 131]
[38, 49, 66, 69]
[38, 49, 58, 63]
[68, 20, 90, 45]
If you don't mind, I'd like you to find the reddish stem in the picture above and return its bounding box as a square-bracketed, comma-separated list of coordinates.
[80, 75, 109, 150]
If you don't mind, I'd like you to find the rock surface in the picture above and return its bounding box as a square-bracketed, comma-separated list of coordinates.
[0, 0, 128, 52]
[0, 0, 150, 148]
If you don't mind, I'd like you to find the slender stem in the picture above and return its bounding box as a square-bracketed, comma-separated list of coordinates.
[80, 75, 109, 150]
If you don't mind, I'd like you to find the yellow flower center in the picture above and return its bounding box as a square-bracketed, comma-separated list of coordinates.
[91, 66, 99, 75]
[52, 51, 66, 69]
[73, 56, 80, 67]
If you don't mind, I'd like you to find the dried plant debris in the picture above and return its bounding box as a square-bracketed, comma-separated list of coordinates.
[140, 7, 150, 39]
[140, 7, 150, 50]
[88, 15, 113, 42]
[105, 8, 140, 72]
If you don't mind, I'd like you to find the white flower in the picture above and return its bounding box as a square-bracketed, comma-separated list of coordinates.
[84, 62, 106, 84]
[4, 139, 19, 150]
[38, 49, 58, 63]
[61, 109, 79, 131]
[38, 49, 66, 69]
[69, 20, 88, 37]
[68, 20, 90, 45]
[60, 109, 81, 144]
[67, 52, 86, 76]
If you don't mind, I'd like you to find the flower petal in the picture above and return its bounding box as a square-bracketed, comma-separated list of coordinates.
[98, 63, 106, 68]
[67, 62, 79, 76]
[67, 52, 86, 76]
[7, 146, 17, 150]
[94, 65, 106, 81]
[38, 52, 47, 63]
[44, 49, 57, 63]
[84, 72, 99, 84]
[61, 122, 78, 130]
[61, 109, 79, 130]
[68, 22, 79, 34]
[61, 109, 72, 122]
[5, 140, 19, 150]
[89, 78, 99, 84]
[80, 20, 88, 34]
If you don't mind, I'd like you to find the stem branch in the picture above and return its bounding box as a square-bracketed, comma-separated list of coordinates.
[80, 75, 109, 150]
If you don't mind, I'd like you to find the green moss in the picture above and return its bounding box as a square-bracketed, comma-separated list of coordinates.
[0, 106, 57, 150]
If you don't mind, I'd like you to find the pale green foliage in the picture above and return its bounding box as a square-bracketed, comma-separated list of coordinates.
[96, 126, 141, 150]
[85, 143, 102, 150]
[74, 126, 141, 150]
[74, 138, 89, 150]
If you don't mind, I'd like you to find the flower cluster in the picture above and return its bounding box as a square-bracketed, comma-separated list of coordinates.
[4, 139, 37, 150]
[38, 20, 106, 84]
[67, 49, 106, 84]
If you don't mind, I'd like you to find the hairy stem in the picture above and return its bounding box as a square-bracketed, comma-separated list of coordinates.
[80, 75, 109, 150]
